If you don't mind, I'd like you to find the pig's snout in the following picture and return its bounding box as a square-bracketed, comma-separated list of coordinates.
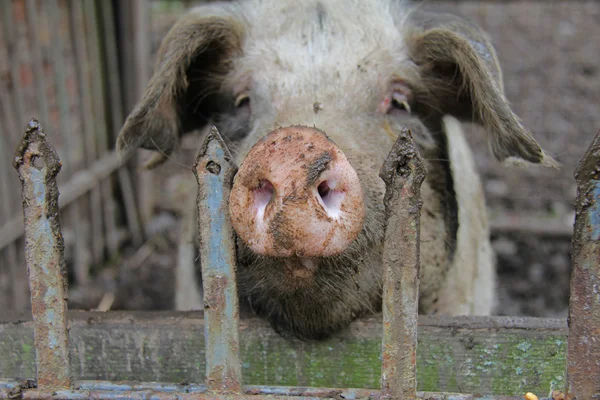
[230, 126, 365, 258]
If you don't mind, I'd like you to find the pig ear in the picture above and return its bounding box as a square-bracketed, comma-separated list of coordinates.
[116, 5, 244, 167]
[406, 13, 557, 167]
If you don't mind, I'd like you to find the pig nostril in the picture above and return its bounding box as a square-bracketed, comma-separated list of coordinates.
[254, 180, 274, 221]
[317, 181, 331, 200]
[317, 180, 344, 219]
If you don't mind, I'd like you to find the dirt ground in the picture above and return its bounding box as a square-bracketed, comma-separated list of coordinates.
[69, 1, 600, 320]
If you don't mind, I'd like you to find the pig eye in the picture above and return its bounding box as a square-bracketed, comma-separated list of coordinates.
[234, 92, 250, 108]
[379, 81, 413, 115]
[390, 92, 411, 114]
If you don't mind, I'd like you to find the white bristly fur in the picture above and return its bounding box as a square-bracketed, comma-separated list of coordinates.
[171, 0, 498, 321]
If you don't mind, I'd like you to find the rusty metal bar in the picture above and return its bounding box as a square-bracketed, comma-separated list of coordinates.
[194, 126, 243, 393]
[8, 392, 553, 400]
[567, 129, 600, 399]
[378, 128, 427, 400]
[0, 380, 549, 400]
[0, 379, 554, 400]
[13, 119, 71, 390]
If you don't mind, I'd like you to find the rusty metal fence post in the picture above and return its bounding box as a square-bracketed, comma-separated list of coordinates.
[379, 128, 426, 400]
[567, 129, 600, 400]
[194, 127, 243, 394]
[13, 119, 72, 391]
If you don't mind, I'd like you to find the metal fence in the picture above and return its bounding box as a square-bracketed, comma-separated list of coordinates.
[1, 119, 598, 399]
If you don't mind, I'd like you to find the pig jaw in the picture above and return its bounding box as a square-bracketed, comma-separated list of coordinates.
[229, 126, 366, 259]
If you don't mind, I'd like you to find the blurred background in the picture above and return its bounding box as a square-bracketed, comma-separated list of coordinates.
[0, 0, 598, 318]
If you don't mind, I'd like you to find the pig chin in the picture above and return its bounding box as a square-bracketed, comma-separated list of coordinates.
[283, 257, 319, 285]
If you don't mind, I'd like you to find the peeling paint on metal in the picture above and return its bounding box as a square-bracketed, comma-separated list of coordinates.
[378, 128, 427, 400]
[567, 130, 600, 399]
[589, 184, 600, 242]
[194, 126, 242, 393]
[1, 379, 555, 399]
[12, 118, 71, 390]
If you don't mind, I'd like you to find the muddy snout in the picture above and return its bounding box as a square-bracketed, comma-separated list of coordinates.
[229, 126, 365, 258]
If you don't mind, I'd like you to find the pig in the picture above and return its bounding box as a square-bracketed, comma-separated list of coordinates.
[117, 0, 556, 340]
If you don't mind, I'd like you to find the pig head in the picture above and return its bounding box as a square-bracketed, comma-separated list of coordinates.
[117, 0, 556, 340]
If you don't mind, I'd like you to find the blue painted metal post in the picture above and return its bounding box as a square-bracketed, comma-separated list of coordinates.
[13, 119, 72, 390]
[194, 126, 243, 393]
[567, 129, 600, 399]
[379, 128, 426, 400]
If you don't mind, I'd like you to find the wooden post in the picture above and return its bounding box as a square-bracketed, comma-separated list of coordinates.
[116, 0, 154, 229]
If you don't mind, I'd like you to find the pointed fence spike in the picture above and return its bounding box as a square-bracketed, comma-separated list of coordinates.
[13, 118, 71, 390]
[567, 129, 600, 399]
[379, 127, 427, 400]
[194, 126, 242, 393]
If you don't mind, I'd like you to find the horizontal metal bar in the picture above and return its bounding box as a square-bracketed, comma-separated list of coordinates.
[0, 151, 123, 251]
[0, 380, 554, 400]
